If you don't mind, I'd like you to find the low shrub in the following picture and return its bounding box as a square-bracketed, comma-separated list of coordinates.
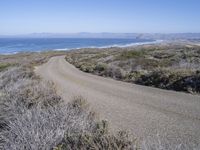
[135, 70, 178, 89]
[118, 50, 146, 60]
[0, 67, 35, 90]
[104, 65, 126, 80]
[94, 63, 108, 73]
[1, 98, 100, 150]
[0, 63, 11, 72]
[125, 71, 145, 82]
[58, 130, 135, 150]
[79, 64, 95, 73]
[171, 71, 200, 93]
[0, 67, 62, 132]
[135, 70, 200, 93]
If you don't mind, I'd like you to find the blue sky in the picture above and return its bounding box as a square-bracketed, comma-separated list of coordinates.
[0, 0, 200, 34]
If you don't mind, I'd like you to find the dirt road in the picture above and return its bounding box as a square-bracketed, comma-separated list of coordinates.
[35, 56, 200, 145]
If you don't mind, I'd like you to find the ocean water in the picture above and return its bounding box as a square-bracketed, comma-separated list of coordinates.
[0, 38, 159, 54]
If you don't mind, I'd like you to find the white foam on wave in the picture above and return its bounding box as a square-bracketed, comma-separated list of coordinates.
[0, 51, 19, 55]
[52, 40, 163, 51]
[54, 48, 69, 51]
[77, 40, 163, 49]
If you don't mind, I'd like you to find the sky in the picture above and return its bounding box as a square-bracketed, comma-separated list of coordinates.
[0, 0, 200, 35]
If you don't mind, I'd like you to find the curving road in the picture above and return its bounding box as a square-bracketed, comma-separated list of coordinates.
[35, 56, 200, 145]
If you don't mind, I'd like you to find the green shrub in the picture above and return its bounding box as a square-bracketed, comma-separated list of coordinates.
[80, 64, 95, 73]
[117, 50, 146, 60]
[0, 63, 11, 72]
[104, 65, 126, 80]
[95, 63, 108, 72]
[135, 70, 200, 93]
[125, 71, 145, 82]
[58, 130, 135, 150]
[170, 72, 200, 93]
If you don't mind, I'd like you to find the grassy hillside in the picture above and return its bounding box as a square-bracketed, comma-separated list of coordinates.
[65, 44, 200, 94]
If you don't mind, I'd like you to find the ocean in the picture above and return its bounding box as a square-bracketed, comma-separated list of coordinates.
[0, 38, 160, 54]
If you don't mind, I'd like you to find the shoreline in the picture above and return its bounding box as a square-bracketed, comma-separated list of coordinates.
[0, 39, 163, 55]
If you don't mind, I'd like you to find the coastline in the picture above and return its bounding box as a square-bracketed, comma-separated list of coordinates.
[0, 39, 163, 55]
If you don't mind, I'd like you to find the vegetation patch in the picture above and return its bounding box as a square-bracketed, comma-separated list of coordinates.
[65, 44, 200, 94]
[117, 50, 146, 60]
[0, 63, 12, 72]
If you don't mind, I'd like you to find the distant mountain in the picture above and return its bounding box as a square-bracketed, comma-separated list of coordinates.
[137, 33, 200, 40]
[0, 33, 139, 39]
[0, 33, 200, 40]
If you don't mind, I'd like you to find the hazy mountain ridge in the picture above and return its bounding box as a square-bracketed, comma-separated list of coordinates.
[1, 33, 200, 40]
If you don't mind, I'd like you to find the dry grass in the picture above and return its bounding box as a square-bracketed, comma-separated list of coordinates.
[0, 66, 135, 150]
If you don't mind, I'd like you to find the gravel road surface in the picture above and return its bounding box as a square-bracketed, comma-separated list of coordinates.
[35, 56, 200, 146]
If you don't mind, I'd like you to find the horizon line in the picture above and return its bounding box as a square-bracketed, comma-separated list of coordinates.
[1, 32, 200, 36]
